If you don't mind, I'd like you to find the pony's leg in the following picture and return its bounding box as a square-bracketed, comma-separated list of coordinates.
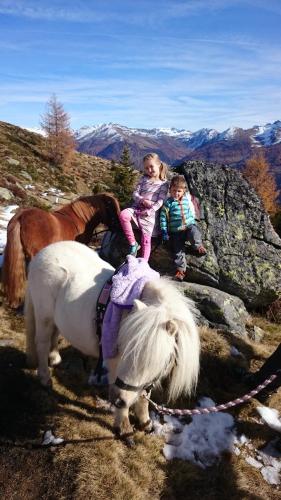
[25, 288, 38, 368]
[134, 394, 152, 432]
[49, 327, 61, 367]
[113, 406, 134, 445]
[35, 317, 54, 386]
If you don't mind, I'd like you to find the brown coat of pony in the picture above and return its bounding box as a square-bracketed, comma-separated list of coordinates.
[2, 193, 120, 308]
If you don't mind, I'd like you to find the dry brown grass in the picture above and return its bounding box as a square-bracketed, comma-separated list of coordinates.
[266, 297, 281, 324]
[0, 301, 280, 500]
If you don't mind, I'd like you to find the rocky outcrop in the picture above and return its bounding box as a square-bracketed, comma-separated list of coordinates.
[100, 160, 281, 309]
[178, 161, 281, 308]
[176, 282, 250, 336]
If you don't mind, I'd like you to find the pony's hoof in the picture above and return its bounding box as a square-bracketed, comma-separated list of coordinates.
[113, 426, 121, 438]
[124, 436, 135, 448]
[144, 419, 153, 433]
[137, 419, 153, 433]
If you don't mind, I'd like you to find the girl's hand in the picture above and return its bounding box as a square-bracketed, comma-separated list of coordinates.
[142, 199, 153, 208]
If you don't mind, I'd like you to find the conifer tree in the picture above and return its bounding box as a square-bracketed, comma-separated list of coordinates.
[119, 144, 134, 169]
[40, 94, 76, 169]
[243, 152, 280, 215]
[109, 145, 137, 207]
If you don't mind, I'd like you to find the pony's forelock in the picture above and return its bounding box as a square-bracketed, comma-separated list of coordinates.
[118, 277, 200, 401]
[118, 303, 175, 384]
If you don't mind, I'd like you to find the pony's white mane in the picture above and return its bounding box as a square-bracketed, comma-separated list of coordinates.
[118, 277, 200, 401]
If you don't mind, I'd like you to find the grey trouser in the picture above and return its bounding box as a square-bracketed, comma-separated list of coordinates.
[170, 224, 202, 272]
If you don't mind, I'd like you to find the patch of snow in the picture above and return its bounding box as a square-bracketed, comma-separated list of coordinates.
[42, 429, 64, 446]
[233, 405, 281, 485]
[257, 406, 281, 433]
[253, 120, 281, 146]
[235, 433, 249, 446]
[24, 184, 35, 190]
[245, 456, 263, 468]
[218, 127, 240, 141]
[152, 397, 235, 468]
[0, 204, 19, 256]
[47, 187, 65, 195]
[76, 123, 123, 142]
[23, 126, 46, 136]
[151, 397, 281, 484]
[185, 128, 219, 149]
[261, 465, 281, 485]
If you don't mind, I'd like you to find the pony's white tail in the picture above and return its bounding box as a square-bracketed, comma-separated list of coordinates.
[24, 287, 38, 368]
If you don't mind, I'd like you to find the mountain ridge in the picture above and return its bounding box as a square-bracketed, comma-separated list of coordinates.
[75, 121, 281, 192]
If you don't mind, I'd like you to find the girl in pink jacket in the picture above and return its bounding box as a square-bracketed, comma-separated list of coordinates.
[119, 153, 169, 260]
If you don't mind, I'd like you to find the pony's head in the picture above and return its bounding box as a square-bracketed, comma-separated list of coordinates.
[111, 278, 200, 410]
[91, 193, 121, 231]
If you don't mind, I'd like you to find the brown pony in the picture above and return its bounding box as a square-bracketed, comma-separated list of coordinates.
[2, 193, 120, 308]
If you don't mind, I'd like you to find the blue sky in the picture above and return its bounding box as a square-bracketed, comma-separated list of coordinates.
[0, 0, 281, 131]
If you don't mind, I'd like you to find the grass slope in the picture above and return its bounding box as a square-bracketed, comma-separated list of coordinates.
[0, 301, 279, 500]
[0, 120, 115, 206]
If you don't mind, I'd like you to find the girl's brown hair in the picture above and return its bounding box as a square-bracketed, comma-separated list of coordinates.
[143, 153, 168, 181]
[170, 174, 187, 190]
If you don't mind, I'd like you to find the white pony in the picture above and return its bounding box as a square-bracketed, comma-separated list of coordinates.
[25, 241, 200, 438]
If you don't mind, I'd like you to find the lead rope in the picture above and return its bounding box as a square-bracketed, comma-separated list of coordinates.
[144, 371, 280, 416]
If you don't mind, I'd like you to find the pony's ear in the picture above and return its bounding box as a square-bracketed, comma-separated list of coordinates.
[133, 299, 148, 312]
[166, 319, 178, 336]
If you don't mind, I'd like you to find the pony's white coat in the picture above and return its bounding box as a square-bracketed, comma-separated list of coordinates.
[25, 241, 200, 434]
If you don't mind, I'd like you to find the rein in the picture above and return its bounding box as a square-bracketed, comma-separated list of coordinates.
[144, 370, 281, 417]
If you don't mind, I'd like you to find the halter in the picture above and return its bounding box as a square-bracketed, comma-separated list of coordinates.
[115, 376, 158, 394]
[114, 348, 177, 395]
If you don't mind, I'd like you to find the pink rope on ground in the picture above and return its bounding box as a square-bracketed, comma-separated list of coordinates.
[145, 371, 280, 416]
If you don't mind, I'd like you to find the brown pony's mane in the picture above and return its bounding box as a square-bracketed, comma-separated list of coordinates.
[56, 193, 120, 225]
[61, 198, 95, 224]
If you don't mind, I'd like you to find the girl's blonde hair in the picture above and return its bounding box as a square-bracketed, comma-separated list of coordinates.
[143, 153, 168, 181]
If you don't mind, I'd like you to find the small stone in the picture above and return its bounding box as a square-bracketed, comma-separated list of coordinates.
[7, 158, 20, 166]
[247, 325, 265, 342]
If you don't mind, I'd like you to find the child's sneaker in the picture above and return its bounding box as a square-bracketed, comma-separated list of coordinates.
[196, 245, 207, 255]
[129, 242, 140, 256]
[174, 270, 186, 282]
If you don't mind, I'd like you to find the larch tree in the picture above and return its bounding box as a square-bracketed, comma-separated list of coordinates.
[243, 152, 280, 215]
[40, 94, 76, 169]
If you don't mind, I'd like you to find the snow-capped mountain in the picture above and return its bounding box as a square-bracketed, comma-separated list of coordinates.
[76, 120, 281, 149]
[252, 120, 281, 146]
[76, 120, 281, 167]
